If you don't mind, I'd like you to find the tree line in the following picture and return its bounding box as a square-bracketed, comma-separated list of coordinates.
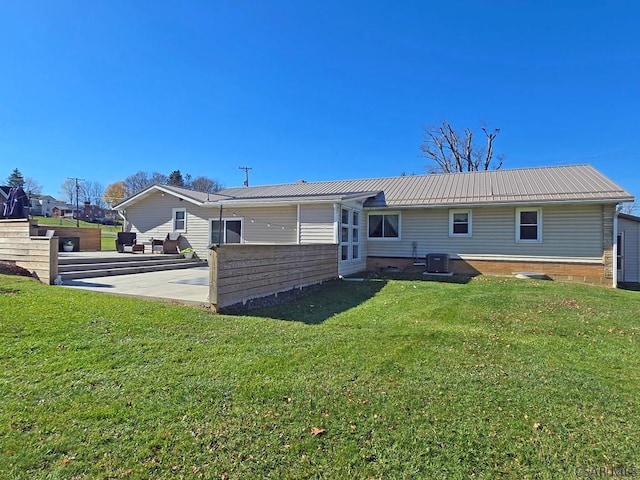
[4, 168, 222, 210]
[6, 120, 505, 210]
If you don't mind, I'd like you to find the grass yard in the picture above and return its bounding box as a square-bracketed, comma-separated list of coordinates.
[1, 275, 639, 479]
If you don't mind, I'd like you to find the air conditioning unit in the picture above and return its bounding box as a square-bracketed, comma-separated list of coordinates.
[426, 253, 449, 273]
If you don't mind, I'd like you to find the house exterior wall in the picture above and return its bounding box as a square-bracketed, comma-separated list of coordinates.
[619, 216, 640, 283]
[125, 193, 210, 255]
[235, 206, 298, 244]
[299, 204, 335, 243]
[125, 193, 298, 257]
[366, 203, 605, 261]
[365, 203, 616, 284]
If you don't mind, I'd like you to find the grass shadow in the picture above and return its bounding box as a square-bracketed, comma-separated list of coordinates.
[618, 282, 640, 292]
[222, 279, 387, 324]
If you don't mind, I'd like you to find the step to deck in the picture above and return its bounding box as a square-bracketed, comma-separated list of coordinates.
[58, 254, 207, 281]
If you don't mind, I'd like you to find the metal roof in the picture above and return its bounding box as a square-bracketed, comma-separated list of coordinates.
[115, 164, 634, 209]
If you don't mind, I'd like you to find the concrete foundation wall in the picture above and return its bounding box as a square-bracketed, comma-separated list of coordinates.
[366, 256, 607, 285]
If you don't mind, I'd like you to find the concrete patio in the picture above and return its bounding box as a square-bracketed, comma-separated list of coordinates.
[58, 251, 210, 306]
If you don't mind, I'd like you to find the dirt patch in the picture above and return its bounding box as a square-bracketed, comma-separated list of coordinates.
[0, 261, 35, 278]
[220, 282, 330, 315]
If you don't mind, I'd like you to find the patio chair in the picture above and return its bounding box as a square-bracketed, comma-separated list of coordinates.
[116, 232, 137, 253]
[163, 232, 181, 254]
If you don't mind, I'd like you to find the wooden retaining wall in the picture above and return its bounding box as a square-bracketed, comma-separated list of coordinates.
[0, 219, 58, 284]
[210, 244, 338, 312]
[32, 225, 102, 251]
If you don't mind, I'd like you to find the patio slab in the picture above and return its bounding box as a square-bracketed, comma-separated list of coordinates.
[60, 266, 210, 306]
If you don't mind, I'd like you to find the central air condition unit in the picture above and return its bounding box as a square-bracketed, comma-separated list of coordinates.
[426, 253, 449, 273]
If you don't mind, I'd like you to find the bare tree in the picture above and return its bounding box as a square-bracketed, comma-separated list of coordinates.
[82, 181, 105, 208]
[124, 171, 151, 195]
[150, 172, 168, 185]
[23, 177, 42, 195]
[619, 202, 638, 215]
[60, 178, 77, 204]
[420, 120, 504, 173]
[190, 176, 223, 193]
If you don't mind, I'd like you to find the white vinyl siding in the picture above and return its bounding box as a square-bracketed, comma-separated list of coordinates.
[618, 217, 640, 282]
[127, 196, 212, 258]
[366, 204, 604, 261]
[126, 195, 297, 259]
[238, 206, 298, 244]
[299, 205, 335, 244]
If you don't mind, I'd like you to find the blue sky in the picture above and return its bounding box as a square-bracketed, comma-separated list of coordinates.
[1, 1, 639, 201]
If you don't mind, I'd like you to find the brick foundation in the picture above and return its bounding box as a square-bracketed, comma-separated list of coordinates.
[366, 256, 608, 285]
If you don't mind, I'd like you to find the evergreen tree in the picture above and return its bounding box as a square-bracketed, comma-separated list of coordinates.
[167, 170, 184, 187]
[6, 168, 25, 188]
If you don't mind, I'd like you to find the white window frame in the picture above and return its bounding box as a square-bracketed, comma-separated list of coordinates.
[449, 209, 472, 237]
[367, 212, 401, 240]
[339, 207, 361, 262]
[209, 217, 244, 245]
[516, 207, 542, 243]
[172, 207, 187, 232]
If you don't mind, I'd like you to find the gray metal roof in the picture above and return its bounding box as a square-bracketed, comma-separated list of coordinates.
[116, 164, 633, 209]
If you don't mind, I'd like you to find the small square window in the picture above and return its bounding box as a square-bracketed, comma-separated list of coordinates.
[449, 209, 471, 237]
[173, 208, 186, 232]
[516, 208, 541, 242]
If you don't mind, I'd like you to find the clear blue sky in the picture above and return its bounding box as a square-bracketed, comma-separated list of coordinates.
[1, 1, 639, 201]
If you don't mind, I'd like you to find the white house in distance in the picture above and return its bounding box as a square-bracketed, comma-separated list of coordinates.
[114, 164, 634, 286]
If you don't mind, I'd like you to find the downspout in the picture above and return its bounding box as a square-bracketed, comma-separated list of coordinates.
[218, 205, 223, 246]
[117, 210, 127, 232]
[296, 204, 301, 245]
[333, 203, 339, 243]
[613, 209, 619, 288]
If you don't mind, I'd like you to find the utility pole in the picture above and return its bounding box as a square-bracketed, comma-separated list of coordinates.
[239, 166, 252, 187]
[67, 177, 85, 227]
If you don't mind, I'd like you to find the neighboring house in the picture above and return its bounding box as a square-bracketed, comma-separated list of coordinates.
[28, 194, 59, 216]
[114, 164, 634, 286]
[51, 205, 76, 218]
[617, 213, 640, 283]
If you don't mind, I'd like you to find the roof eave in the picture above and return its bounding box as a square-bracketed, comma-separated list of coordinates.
[205, 191, 381, 208]
[366, 195, 634, 210]
[114, 184, 205, 210]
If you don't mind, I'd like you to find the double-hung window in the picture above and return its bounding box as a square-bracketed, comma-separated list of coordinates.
[368, 213, 400, 239]
[516, 208, 542, 242]
[449, 209, 471, 237]
[172, 208, 186, 232]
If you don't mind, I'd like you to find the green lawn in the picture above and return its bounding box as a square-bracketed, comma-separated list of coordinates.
[1, 275, 639, 479]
